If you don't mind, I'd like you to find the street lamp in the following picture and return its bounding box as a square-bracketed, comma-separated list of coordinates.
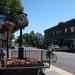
[0, 8, 10, 58]
[0, 15, 6, 48]
[5, 8, 10, 59]
[4, 21, 14, 59]
[16, 13, 28, 59]
[4, 8, 14, 59]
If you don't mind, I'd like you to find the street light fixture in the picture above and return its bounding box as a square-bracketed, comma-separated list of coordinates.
[16, 13, 28, 59]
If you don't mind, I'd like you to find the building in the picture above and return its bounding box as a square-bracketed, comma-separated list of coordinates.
[36, 33, 44, 46]
[44, 19, 75, 52]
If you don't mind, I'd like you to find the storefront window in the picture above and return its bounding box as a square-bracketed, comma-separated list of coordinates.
[71, 26, 74, 32]
[65, 28, 67, 32]
[53, 32, 54, 35]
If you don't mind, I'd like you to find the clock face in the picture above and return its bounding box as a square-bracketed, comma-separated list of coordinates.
[17, 14, 27, 25]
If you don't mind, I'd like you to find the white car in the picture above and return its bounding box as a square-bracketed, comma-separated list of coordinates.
[59, 46, 70, 51]
[48, 44, 60, 49]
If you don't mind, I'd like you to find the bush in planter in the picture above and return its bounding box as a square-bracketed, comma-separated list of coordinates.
[26, 57, 38, 64]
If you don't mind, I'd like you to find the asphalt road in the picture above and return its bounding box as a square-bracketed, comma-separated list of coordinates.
[51, 52, 75, 74]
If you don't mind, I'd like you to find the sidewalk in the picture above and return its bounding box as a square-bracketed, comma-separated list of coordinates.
[45, 65, 73, 75]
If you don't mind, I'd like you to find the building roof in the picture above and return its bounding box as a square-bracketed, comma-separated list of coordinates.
[44, 18, 75, 33]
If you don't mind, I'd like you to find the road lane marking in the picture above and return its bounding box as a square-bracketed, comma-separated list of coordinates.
[44, 63, 73, 75]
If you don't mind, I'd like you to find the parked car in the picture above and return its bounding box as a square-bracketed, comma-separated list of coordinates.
[48, 44, 60, 51]
[48, 44, 60, 49]
[41, 44, 48, 49]
[9, 44, 15, 49]
[58, 46, 70, 51]
[9, 45, 15, 49]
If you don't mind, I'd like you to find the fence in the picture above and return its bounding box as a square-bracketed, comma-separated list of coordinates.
[11, 49, 50, 67]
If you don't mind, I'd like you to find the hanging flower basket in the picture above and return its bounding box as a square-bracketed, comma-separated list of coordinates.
[16, 14, 28, 27]
[4, 21, 14, 31]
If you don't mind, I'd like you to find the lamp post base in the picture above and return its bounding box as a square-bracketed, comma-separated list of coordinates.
[18, 47, 24, 59]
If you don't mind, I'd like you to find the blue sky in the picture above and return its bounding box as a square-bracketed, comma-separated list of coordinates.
[14, 0, 75, 37]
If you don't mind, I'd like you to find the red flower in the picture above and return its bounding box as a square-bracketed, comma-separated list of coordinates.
[4, 21, 14, 30]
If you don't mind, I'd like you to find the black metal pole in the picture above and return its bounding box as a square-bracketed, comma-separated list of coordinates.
[2, 40, 3, 48]
[19, 28, 22, 47]
[18, 28, 24, 59]
[6, 30, 9, 58]
[41, 50, 42, 62]
[49, 52, 50, 67]
[6, 7, 10, 59]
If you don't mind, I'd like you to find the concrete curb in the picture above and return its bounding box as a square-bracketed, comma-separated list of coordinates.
[45, 63, 73, 75]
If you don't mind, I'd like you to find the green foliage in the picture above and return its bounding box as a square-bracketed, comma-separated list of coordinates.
[0, 0, 28, 32]
[29, 31, 36, 42]
[9, 0, 23, 17]
[15, 36, 20, 43]
[0, 0, 23, 15]
[15, 31, 37, 45]
[23, 33, 30, 44]
[10, 33, 15, 40]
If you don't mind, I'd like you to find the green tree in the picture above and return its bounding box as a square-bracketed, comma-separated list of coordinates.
[10, 33, 15, 40]
[15, 36, 20, 44]
[0, 0, 28, 32]
[23, 33, 30, 44]
[0, 0, 23, 17]
[15, 31, 39, 46]
[29, 31, 36, 45]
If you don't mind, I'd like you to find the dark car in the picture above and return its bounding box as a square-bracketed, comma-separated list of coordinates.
[58, 46, 70, 52]
[9, 45, 15, 49]
[41, 44, 48, 49]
